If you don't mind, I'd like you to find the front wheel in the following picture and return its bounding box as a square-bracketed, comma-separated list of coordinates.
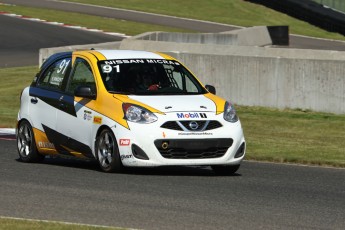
[211, 165, 240, 175]
[16, 120, 45, 162]
[95, 128, 123, 173]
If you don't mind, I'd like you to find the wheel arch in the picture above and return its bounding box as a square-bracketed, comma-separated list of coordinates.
[16, 118, 33, 135]
[93, 125, 117, 154]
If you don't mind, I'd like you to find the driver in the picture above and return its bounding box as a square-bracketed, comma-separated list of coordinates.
[136, 72, 159, 90]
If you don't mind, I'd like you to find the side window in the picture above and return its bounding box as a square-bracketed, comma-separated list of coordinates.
[164, 65, 198, 92]
[37, 58, 71, 90]
[67, 58, 96, 95]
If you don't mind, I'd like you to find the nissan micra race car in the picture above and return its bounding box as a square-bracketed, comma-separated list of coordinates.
[17, 50, 245, 174]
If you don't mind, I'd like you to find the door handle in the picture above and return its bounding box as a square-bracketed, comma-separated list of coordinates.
[58, 95, 66, 109]
[59, 103, 67, 110]
[30, 98, 38, 104]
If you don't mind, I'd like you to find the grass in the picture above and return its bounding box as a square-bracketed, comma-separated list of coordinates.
[0, 5, 192, 36]
[0, 217, 121, 230]
[1, 66, 344, 168]
[63, 0, 345, 41]
[0, 66, 38, 128]
[238, 106, 345, 167]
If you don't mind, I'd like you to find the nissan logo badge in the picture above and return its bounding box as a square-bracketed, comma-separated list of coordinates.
[189, 121, 199, 130]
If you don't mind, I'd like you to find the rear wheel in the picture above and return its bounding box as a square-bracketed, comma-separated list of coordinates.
[95, 128, 123, 173]
[211, 165, 240, 175]
[16, 120, 45, 162]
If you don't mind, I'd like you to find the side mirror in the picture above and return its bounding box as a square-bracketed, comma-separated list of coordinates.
[74, 85, 96, 99]
[205, 85, 216, 94]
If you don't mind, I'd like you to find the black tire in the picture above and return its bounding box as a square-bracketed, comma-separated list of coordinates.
[16, 120, 45, 162]
[95, 128, 123, 173]
[211, 164, 240, 175]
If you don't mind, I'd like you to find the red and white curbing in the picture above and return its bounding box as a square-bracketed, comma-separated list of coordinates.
[0, 128, 15, 140]
[0, 11, 129, 38]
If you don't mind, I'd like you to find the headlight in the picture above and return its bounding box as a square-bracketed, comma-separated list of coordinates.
[122, 103, 157, 123]
[223, 101, 238, 123]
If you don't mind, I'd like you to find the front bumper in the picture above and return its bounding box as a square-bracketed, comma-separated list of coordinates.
[113, 113, 246, 167]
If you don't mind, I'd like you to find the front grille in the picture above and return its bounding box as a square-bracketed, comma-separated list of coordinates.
[161, 121, 182, 131]
[180, 120, 207, 131]
[161, 120, 222, 131]
[154, 138, 233, 159]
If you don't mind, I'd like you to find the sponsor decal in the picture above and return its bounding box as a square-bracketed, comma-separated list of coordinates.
[93, 116, 102, 124]
[50, 76, 63, 86]
[104, 59, 145, 65]
[176, 112, 207, 119]
[38, 141, 55, 148]
[146, 59, 180, 65]
[121, 155, 133, 160]
[119, 139, 130, 146]
[178, 132, 213, 136]
[101, 59, 180, 74]
[83, 110, 92, 121]
[103, 59, 179, 65]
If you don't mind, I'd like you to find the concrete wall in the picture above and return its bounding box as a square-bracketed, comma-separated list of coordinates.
[130, 26, 272, 46]
[119, 39, 345, 60]
[164, 52, 345, 114]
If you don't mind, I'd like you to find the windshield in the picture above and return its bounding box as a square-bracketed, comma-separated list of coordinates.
[98, 59, 207, 95]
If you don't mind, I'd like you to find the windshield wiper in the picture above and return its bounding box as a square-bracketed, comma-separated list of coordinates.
[107, 91, 132, 95]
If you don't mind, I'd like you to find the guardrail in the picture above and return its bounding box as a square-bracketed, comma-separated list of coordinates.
[245, 0, 345, 36]
[312, 0, 345, 13]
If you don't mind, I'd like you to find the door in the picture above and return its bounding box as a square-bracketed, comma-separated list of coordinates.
[29, 56, 72, 151]
[55, 57, 97, 158]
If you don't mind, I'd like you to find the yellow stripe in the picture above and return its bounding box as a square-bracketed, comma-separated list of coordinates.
[87, 50, 107, 61]
[60, 145, 87, 158]
[113, 95, 165, 115]
[74, 93, 130, 129]
[204, 93, 226, 115]
[155, 52, 177, 61]
[32, 128, 58, 155]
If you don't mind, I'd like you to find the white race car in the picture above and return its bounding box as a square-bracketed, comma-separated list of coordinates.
[17, 50, 245, 174]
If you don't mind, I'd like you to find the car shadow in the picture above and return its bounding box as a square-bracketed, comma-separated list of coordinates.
[16, 156, 100, 171]
[124, 166, 242, 177]
[16, 157, 242, 177]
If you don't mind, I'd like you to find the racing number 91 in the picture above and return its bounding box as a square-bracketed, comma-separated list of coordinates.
[102, 64, 120, 73]
[57, 59, 71, 75]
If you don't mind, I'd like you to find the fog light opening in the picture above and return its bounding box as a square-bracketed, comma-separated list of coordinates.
[234, 142, 245, 158]
[131, 144, 149, 160]
[162, 141, 169, 150]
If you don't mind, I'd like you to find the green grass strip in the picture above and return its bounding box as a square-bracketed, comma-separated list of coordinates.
[64, 0, 345, 41]
[238, 106, 345, 168]
[0, 217, 123, 230]
[0, 66, 38, 128]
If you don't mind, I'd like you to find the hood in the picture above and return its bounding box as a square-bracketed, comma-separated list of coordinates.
[126, 95, 217, 113]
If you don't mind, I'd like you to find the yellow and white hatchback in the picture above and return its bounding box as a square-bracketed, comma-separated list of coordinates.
[17, 50, 245, 174]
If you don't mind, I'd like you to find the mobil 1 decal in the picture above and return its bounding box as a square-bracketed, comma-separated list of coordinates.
[176, 112, 207, 119]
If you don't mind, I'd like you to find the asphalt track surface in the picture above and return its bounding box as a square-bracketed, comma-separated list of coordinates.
[1, 139, 345, 229]
[1, 1, 345, 229]
[0, 14, 122, 67]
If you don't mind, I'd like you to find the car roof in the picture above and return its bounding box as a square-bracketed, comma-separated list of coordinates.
[92, 50, 166, 60]
[41, 51, 72, 70]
